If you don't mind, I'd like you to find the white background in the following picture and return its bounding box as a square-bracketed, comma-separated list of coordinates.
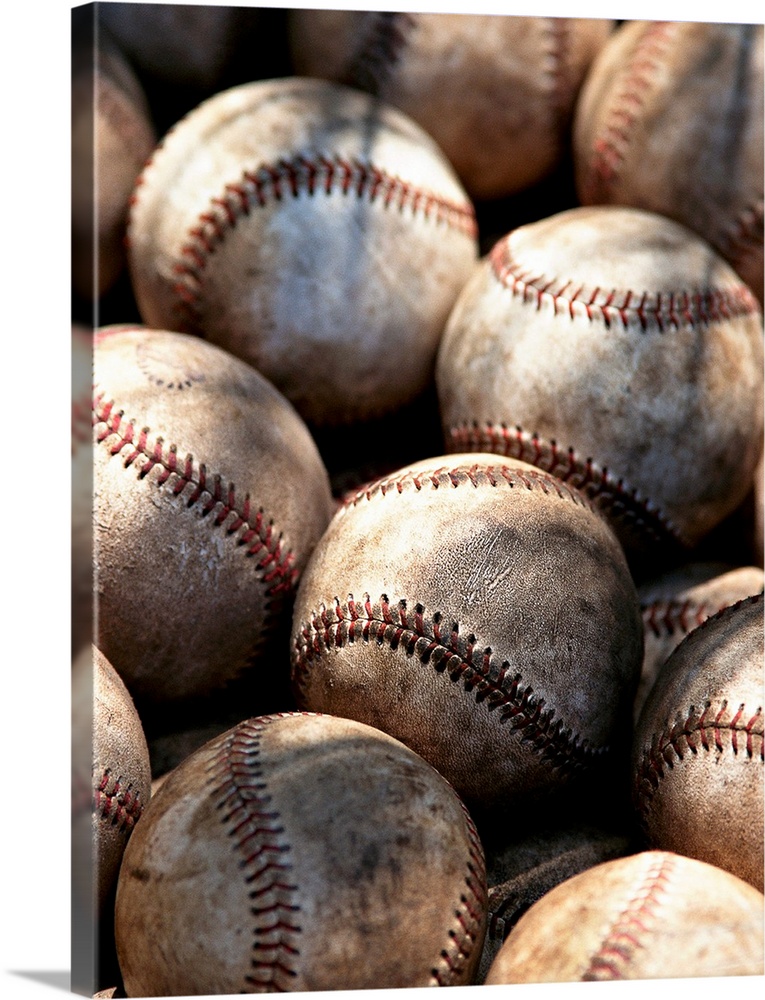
[1, 0, 762, 998]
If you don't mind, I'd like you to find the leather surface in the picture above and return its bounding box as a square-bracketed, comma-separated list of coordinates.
[574, 21, 764, 303]
[484, 850, 764, 982]
[633, 592, 764, 892]
[128, 77, 479, 425]
[115, 713, 487, 994]
[291, 454, 643, 816]
[93, 326, 334, 703]
[436, 206, 764, 552]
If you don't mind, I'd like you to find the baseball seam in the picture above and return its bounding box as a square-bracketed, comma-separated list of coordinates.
[93, 391, 299, 604]
[169, 153, 477, 332]
[293, 593, 606, 774]
[583, 21, 676, 204]
[340, 460, 599, 514]
[94, 768, 144, 832]
[445, 423, 681, 547]
[581, 853, 675, 980]
[635, 698, 765, 819]
[431, 797, 487, 986]
[207, 715, 301, 991]
[343, 10, 417, 95]
[642, 598, 720, 638]
[489, 236, 760, 328]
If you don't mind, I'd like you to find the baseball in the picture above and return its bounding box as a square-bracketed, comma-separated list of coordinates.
[127, 76, 478, 426]
[436, 205, 764, 558]
[484, 850, 765, 983]
[573, 20, 764, 304]
[114, 712, 487, 994]
[633, 592, 764, 892]
[93, 325, 334, 704]
[290, 454, 643, 818]
[288, 11, 614, 200]
[636, 561, 765, 722]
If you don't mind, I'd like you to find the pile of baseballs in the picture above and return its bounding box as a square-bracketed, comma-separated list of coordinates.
[72, 7, 764, 998]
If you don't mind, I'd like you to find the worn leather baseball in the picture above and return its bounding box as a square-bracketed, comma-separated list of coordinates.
[291, 454, 643, 818]
[636, 561, 764, 723]
[127, 76, 478, 426]
[436, 206, 764, 557]
[114, 712, 487, 994]
[71, 28, 156, 300]
[288, 11, 613, 200]
[93, 325, 334, 704]
[573, 20, 764, 304]
[633, 592, 764, 892]
[484, 850, 765, 983]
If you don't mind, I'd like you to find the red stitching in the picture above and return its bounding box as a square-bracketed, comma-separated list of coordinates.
[489, 237, 760, 328]
[293, 594, 607, 775]
[93, 391, 299, 606]
[641, 598, 716, 638]
[206, 716, 301, 991]
[93, 768, 144, 832]
[582, 854, 675, 980]
[207, 713, 486, 989]
[340, 459, 597, 515]
[583, 22, 677, 203]
[635, 695, 765, 818]
[170, 153, 477, 332]
[445, 423, 681, 548]
[430, 797, 487, 986]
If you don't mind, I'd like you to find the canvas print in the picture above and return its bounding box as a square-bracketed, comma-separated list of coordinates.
[70, 3, 765, 997]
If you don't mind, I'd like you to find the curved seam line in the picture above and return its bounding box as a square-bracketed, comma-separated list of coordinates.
[168, 154, 477, 331]
[488, 236, 760, 329]
[581, 853, 675, 980]
[294, 594, 607, 771]
[207, 714, 302, 990]
[445, 422, 683, 547]
[92, 390, 299, 597]
[636, 701, 765, 815]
